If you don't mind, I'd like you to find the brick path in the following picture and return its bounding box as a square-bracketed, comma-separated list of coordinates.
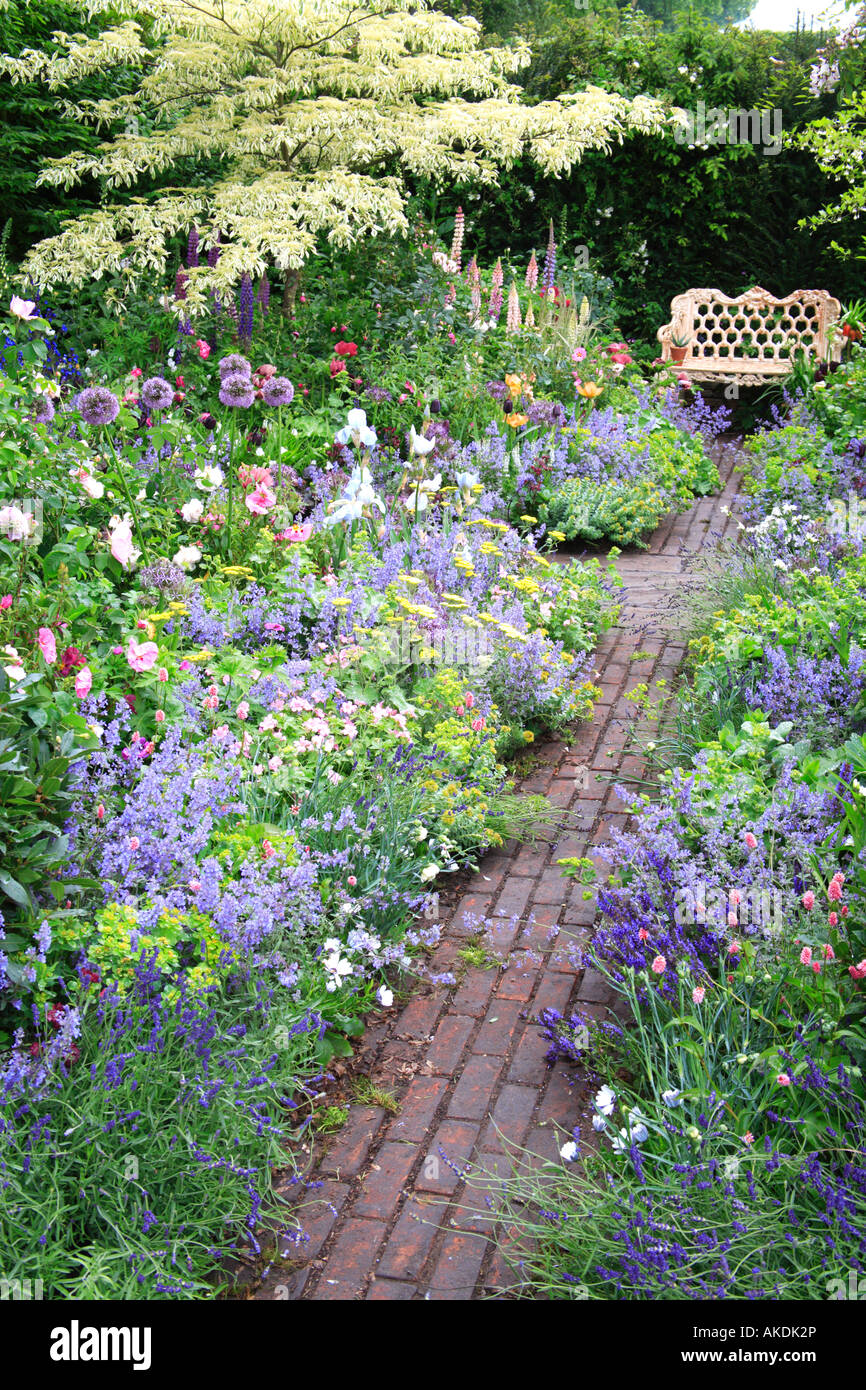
[254, 443, 742, 1301]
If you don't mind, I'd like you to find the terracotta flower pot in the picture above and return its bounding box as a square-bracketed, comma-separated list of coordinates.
[670, 345, 689, 365]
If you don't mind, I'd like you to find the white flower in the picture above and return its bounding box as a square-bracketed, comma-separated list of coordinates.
[418, 472, 442, 494]
[326, 496, 364, 526]
[377, 986, 394, 1008]
[419, 863, 439, 883]
[172, 544, 202, 571]
[404, 488, 428, 514]
[323, 950, 353, 990]
[336, 408, 376, 450]
[591, 1114, 607, 1132]
[194, 465, 224, 491]
[409, 425, 436, 458]
[322, 937, 343, 954]
[181, 498, 204, 523]
[455, 469, 479, 494]
[662, 1088, 683, 1108]
[594, 1083, 616, 1116]
[559, 1140, 578, 1162]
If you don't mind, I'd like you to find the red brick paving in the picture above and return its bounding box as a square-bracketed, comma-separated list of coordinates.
[253, 441, 742, 1301]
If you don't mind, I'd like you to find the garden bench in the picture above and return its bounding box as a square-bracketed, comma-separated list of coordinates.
[657, 285, 842, 387]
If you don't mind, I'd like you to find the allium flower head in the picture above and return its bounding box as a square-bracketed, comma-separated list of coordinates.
[262, 376, 294, 407]
[218, 353, 252, 380]
[76, 386, 120, 426]
[31, 393, 55, 424]
[219, 373, 255, 409]
[140, 376, 174, 410]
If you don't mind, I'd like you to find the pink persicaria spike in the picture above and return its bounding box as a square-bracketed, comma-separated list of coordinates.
[450, 207, 465, 273]
[492, 257, 504, 290]
[506, 281, 522, 334]
[525, 250, 538, 292]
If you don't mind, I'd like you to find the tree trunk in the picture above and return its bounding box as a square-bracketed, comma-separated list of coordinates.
[281, 268, 300, 315]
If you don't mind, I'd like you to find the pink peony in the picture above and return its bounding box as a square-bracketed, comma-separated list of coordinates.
[126, 638, 159, 673]
[38, 627, 57, 664]
[74, 666, 93, 698]
[245, 484, 277, 515]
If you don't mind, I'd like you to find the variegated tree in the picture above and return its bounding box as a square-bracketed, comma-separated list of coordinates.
[2, 0, 671, 314]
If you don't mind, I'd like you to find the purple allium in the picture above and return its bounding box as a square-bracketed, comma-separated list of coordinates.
[75, 386, 120, 426]
[31, 393, 55, 424]
[218, 353, 251, 381]
[140, 376, 174, 411]
[219, 373, 255, 409]
[262, 376, 294, 408]
[139, 559, 188, 596]
[238, 273, 254, 344]
[187, 227, 200, 269]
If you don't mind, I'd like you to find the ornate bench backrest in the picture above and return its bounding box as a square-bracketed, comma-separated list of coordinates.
[658, 286, 841, 377]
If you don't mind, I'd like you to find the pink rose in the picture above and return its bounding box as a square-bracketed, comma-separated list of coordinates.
[37, 627, 57, 664]
[110, 521, 139, 569]
[195, 339, 211, 360]
[74, 666, 93, 698]
[126, 638, 159, 673]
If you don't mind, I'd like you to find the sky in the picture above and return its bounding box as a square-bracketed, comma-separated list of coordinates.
[739, 0, 849, 30]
